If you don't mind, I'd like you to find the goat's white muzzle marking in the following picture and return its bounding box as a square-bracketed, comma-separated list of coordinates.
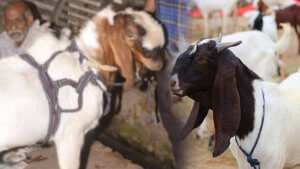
[171, 74, 185, 96]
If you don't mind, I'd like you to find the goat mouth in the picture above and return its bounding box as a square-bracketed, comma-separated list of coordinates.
[171, 87, 188, 97]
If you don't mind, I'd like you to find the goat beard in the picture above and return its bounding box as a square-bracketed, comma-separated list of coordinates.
[187, 90, 212, 107]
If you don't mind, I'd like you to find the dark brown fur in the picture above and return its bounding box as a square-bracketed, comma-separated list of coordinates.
[275, 5, 300, 53]
[258, 0, 268, 13]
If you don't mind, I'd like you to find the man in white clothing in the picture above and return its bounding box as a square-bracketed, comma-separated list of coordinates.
[0, 0, 48, 58]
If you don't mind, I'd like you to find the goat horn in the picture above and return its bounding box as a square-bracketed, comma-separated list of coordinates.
[216, 41, 242, 53]
[86, 60, 118, 72]
[98, 64, 118, 72]
[213, 34, 223, 42]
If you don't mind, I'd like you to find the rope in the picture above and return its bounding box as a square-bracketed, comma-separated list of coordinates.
[235, 89, 266, 169]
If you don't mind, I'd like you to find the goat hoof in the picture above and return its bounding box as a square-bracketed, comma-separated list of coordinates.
[25, 155, 47, 164]
[2, 152, 26, 164]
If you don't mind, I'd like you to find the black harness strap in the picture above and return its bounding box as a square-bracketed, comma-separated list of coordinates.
[235, 89, 266, 169]
[20, 41, 110, 145]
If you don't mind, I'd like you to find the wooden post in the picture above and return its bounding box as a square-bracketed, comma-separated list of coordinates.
[51, 0, 68, 23]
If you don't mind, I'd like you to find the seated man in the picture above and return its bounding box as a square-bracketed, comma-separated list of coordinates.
[0, 1, 50, 166]
[0, 0, 48, 58]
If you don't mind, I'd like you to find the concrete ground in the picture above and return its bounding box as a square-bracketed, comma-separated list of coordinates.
[25, 142, 143, 169]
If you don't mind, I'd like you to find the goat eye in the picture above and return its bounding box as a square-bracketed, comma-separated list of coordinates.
[128, 32, 135, 39]
[197, 59, 208, 65]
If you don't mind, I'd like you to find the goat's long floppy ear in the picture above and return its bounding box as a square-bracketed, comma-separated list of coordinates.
[212, 65, 241, 157]
[171, 102, 209, 141]
[109, 15, 134, 90]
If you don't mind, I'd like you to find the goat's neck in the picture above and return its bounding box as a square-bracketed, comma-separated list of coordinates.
[75, 21, 101, 63]
[75, 20, 119, 86]
[235, 64, 260, 139]
[75, 20, 118, 70]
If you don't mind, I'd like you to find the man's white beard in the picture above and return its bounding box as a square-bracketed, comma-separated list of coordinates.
[8, 29, 26, 44]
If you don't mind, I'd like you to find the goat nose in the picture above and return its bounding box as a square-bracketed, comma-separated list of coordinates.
[171, 80, 176, 87]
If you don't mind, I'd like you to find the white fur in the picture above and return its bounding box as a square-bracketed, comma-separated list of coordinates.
[222, 23, 291, 80]
[244, 10, 278, 41]
[124, 8, 165, 50]
[76, 20, 101, 55]
[0, 28, 104, 169]
[223, 31, 279, 80]
[190, 43, 198, 55]
[113, 0, 122, 4]
[230, 70, 300, 169]
[198, 39, 210, 45]
[96, 5, 117, 25]
[191, 0, 238, 37]
[193, 27, 290, 80]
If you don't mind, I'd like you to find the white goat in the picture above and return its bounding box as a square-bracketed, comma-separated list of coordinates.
[223, 23, 291, 80]
[171, 37, 300, 169]
[0, 5, 165, 169]
[244, 10, 278, 41]
[196, 23, 292, 138]
[191, 0, 238, 37]
[0, 29, 102, 169]
[230, 69, 300, 169]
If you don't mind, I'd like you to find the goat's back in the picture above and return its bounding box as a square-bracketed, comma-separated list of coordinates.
[222, 31, 278, 80]
[277, 70, 300, 166]
[279, 70, 300, 113]
[0, 56, 50, 151]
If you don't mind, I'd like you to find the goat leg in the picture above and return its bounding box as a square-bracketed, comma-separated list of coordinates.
[55, 134, 85, 169]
